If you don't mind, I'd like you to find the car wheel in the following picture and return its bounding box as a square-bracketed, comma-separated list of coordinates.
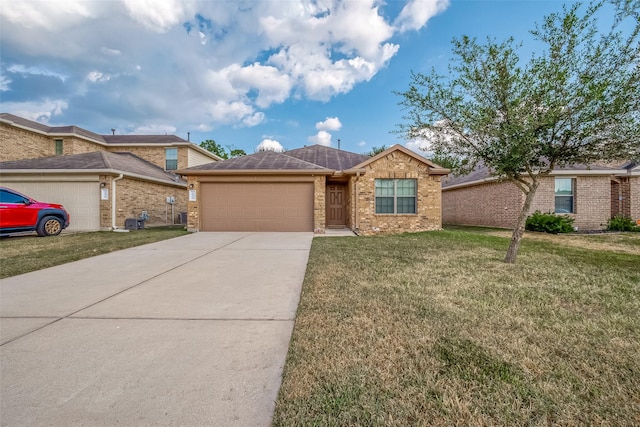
[37, 216, 63, 236]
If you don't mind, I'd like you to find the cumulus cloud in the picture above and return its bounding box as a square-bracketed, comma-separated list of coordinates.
[256, 138, 285, 152]
[395, 0, 449, 32]
[0, 0, 448, 134]
[316, 117, 342, 131]
[122, 0, 190, 33]
[308, 130, 332, 146]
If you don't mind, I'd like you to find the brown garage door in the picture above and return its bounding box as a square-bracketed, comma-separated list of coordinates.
[200, 182, 314, 231]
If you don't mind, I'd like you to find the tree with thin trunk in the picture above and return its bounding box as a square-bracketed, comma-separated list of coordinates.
[396, 1, 640, 263]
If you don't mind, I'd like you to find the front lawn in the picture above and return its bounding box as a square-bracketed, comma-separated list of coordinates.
[0, 226, 188, 279]
[273, 229, 640, 426]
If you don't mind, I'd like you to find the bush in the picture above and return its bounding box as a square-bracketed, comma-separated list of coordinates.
[526, 211, 575, 234]
[606, 215, 640, 232]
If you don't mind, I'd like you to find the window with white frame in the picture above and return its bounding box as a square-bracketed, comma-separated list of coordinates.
[375, 179, 416, 214]
[555, 177, 575, 213]
[165, 148, 178, 170]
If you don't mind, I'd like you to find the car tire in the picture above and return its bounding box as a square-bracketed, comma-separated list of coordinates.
[37, 216, 63, 237]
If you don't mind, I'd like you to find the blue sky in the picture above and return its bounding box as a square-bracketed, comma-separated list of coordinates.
[1, 0, 576, 156]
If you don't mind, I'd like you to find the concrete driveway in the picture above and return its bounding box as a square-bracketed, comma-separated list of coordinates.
[0, 232, 313, 426]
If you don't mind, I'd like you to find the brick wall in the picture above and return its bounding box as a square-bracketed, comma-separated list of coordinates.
[1, 123, 106, 161]
[106, 146, 188, 170]
[354, 150, 443, 235]
[629, 176, 640, 221]
[99, 175, 187, 228]
[443, 180, 523, 228]
[2, 124, 55, 161]
[443, 175, 613, 230]
[313, 175, 326, 233]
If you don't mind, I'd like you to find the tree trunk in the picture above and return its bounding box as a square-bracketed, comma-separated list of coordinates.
[504, 180, 540, 263]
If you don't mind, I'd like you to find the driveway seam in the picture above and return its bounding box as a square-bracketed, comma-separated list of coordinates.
[0, 233, 253, 347]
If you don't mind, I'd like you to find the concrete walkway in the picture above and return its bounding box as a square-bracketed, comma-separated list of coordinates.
[0, 232, 313, 426]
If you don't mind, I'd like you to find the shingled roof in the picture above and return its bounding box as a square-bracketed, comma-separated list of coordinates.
[1, 113, 193, 146]
[285, 145, 369, 170]
[0, 151, 185, 186]
[443, 161, 629, 188]
[182, 150, 333, 172]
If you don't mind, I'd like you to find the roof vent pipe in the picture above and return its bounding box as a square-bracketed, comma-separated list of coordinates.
[187, 132, 190, 141]
[111, 128, 115, 135]
[338, 139, 341, 150]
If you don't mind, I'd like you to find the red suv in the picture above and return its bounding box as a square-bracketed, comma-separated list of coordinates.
[0, 187, 70, 237]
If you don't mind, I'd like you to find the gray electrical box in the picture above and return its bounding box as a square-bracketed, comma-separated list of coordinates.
[125, 218, 144, 230]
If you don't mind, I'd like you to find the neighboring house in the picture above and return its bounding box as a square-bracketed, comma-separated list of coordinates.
[0, 113, 220, 231]
[442, 162, 639, 230]
[177, 144, 449, 235]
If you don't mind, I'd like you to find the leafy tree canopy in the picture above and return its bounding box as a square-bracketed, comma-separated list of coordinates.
[199, 139, 246, 159]
[396, 1, 640, 262]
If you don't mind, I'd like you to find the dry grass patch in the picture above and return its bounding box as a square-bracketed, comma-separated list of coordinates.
[0, 226, 188, 278]
[273, 230, 640, 426]
[481, 228, 640, 255]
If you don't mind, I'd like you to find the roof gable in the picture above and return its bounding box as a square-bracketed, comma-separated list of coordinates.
[353, 144, 450, 174]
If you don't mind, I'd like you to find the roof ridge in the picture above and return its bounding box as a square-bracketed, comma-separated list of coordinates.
[99, 151, 113, 169]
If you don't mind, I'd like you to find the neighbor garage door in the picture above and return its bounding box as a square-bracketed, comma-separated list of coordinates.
[200, 182, 314, 231]
[6, 181, 100, 231]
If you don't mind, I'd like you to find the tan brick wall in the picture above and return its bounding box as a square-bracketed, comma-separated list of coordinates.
[443, 175, 613, 230]
[106, 146, 188, 170]
[443, 180, 523, 228]
[313, 175, 326, 233]
[186, 177, 199, 231]
[65, 136, 105, 154]
[99, 176, 186, 228]
[354, 151, 443, 235]
[1, 123, 106, 161]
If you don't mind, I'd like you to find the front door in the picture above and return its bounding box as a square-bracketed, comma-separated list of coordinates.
[326, 185, 346, 227]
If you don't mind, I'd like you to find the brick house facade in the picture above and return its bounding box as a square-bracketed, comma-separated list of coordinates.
[0, 113, 219, 231]
[180, 145, 449, 235]
[442, 163, 639, 230]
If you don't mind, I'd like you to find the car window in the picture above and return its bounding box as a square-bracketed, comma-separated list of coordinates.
[0, 190, 29, 204]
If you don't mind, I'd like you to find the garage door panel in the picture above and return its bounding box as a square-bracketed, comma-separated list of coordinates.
[5, 182, 100, 231]
[200, 182, 313, 232]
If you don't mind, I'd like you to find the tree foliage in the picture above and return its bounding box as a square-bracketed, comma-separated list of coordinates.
[199, 139, 246, 159]
[367, 145, 388, 156]
[396, 1, 640, 263]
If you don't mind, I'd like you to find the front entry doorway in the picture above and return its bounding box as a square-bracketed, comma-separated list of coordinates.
[326, 184, 347, 228]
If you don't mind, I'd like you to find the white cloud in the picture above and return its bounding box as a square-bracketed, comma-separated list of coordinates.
[132, 124, 177, 135]
[86, 71, 110, 83]
[101, 47, 122, 56]
[308, 130, 332, 146]
[316, 117, 342, 131]
[256, 138, 285, 152]
[0, 0, 96, 30]
[241, 112, 265, 127]
[358, 140, 367, 147]
[1, 99, 68, 123]
[0, 0, 448, 132]
[122, 0, 190, 33]
[395, 0, 450, 32]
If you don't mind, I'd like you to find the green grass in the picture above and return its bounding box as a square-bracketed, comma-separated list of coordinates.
[273, 229, 640, 426]
[0, 226, 188, 279]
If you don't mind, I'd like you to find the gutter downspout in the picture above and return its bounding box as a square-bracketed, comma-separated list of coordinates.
[112, 174, 128, 232]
